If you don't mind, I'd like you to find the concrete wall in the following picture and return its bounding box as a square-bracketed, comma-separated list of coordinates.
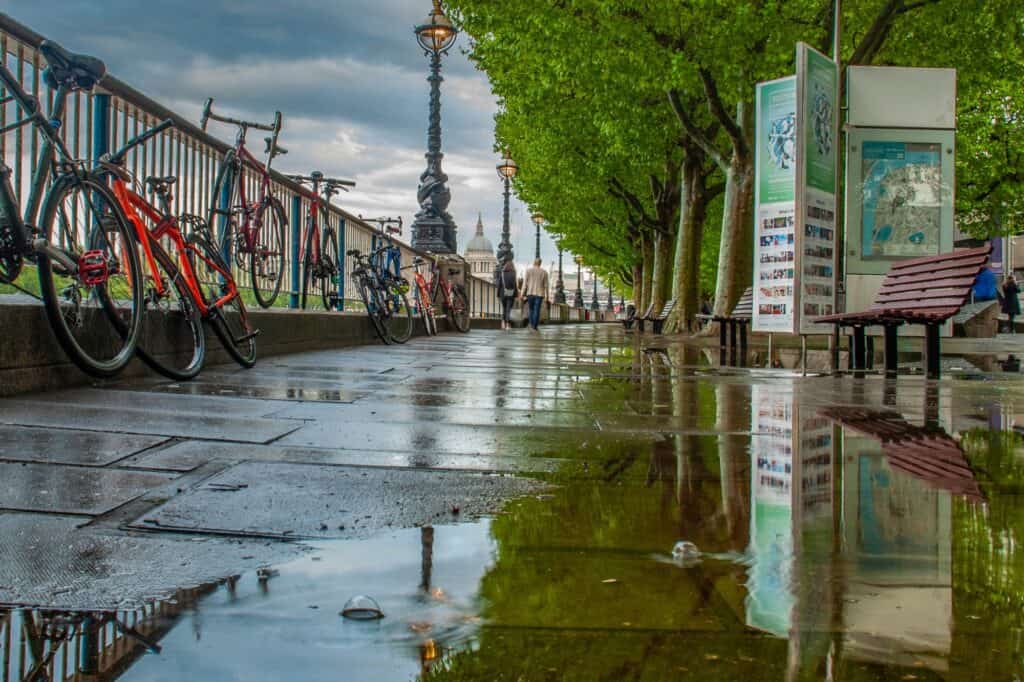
[0, 299, 612, 397]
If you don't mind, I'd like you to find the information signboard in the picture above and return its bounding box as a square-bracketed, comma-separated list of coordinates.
[753, 43, 839, 335]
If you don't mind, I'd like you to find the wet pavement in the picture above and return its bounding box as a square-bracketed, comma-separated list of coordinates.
[2, 324, 1024, 679]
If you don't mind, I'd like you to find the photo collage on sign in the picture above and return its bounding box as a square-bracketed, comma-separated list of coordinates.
[757, 208, 797, 318]
[800, 200, 836, 318]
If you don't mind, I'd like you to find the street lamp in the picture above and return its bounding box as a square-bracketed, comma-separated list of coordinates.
[606, 281, 615, 312]
[411, 0, 459, 253]
[495, 151, 518, 265]
[554, 241, 567, 304]
[590, 272, 600, 311]
[531, 212, 544, 261]
[573, 255, 585, 308]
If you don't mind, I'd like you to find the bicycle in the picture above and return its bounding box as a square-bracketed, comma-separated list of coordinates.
[348, 246, 412, 344]
[364, 218, 413, 343]
[0, 40, 144, 377]
[201, 98, 287, 309]
[428, 259, 471, 333]
[100, 119, 258, 376]
[405, 256, 438, 337]
[285, 172, 354, 311]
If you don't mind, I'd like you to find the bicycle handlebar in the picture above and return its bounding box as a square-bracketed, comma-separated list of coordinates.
[287, 173, 355, 189]
[200, 97, 280, 133]
[105, 118, 175, 164]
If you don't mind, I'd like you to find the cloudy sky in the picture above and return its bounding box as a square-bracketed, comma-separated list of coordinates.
[5, 0, 575, 275]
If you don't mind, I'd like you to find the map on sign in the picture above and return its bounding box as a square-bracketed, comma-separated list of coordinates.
[861, 141, 942, 259]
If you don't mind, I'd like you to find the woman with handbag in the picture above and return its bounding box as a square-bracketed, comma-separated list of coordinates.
[497, 260, 520, 330]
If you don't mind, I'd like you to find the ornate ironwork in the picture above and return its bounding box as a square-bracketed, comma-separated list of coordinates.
[495, 175, 513, 264]
[554, 246, 567, 304]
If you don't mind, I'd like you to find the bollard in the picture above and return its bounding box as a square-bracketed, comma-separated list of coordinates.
[290, 195, 301, 308]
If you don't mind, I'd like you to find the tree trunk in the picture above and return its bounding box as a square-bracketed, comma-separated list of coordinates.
[639, 233, 654, 312]
[670, 157, 711, 332]
[712, 104, 754, 318]
[651, 229, 674, 314]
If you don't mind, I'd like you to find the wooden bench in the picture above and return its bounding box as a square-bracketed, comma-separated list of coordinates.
[814, 244, 991, 378]
[638, 299, 675, 333]
[697, 287, 753, 352]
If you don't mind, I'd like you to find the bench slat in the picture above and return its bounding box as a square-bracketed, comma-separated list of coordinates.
[877, 276, 978, 295]
[886, 258, 991, 280]
[887, 244, 991, 272]
[872, 297, 973, 311]
[875, 288, 975, 304]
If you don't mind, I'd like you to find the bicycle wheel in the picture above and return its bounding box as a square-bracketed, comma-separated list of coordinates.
[318, 226, 340, 311]
[447, 284, 471, 333]
[134, 237, 205, 380]
[251, 196, 286, 308]
[416, 282, 437, 336]
[188, 231, 257, 368]
[356, 274, 390, 344]
[36, 173, 144, 377]
[383, 277, 413, 344]
[207, 150, 238, 258]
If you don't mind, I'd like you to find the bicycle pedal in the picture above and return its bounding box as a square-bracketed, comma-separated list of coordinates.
[235, 329, 261, 344]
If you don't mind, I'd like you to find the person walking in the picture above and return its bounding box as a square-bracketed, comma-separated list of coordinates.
[1002, 274, 1020, 333]
[522, 259, 550, 331]
[497, 260, 519, 330]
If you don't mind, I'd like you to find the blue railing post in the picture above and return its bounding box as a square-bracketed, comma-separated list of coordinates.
[290, 195, 301, 309]
[218, 166, 234, 267]
[91, 93, 111, 163]
[337, 215, 346, 309]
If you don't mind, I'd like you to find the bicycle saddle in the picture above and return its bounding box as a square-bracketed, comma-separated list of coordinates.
[39, 41, 105, 91]
[264, 137, 288, 156]
[144, 176, 177, 191]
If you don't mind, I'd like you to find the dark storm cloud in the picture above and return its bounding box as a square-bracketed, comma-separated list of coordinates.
[4, 1, 568, 267]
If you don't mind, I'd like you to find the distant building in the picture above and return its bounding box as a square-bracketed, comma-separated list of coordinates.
[464, 213, 497, 277]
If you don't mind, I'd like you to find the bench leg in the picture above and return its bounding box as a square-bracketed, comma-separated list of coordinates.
[653, 319, 663, 334]
[883, 325, 899, 375]
[925, 324, 941, 379]
[719, 322, 727, 349]
[866, 335, 875, 370]
[729, 320, 737, 350]
[852, 326, 867, 371]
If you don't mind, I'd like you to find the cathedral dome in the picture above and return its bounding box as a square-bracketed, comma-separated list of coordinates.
[464, 214, 494, 255]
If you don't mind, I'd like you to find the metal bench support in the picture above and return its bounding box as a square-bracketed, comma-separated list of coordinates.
[883, 324, 899, 375]
[925, 324, 941, 379]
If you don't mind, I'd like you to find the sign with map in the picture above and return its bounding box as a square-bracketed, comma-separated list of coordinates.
[860, 141, 942, 259]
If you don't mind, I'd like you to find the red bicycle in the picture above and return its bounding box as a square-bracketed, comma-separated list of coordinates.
[407, 257, 438, 336]
[285, 172, 355, 310]
[101, 119, 258, 377]
[429, 259, 471, 333]
[201, 98, 288, 309]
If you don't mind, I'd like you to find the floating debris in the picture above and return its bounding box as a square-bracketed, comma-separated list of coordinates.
[340, 595, 384, 620]
[672, 541, 701, 560]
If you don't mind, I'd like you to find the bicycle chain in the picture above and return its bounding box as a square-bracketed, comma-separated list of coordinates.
[0, 212, 23, 284]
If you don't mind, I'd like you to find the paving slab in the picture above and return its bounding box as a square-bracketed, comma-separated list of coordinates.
[130, 461, 542, 539]
[0, 401, 299, 443]
[121, 439, 571, 475]
[0, 425, 166, 466]
[0, 462, 177, 515]
[0, 513, 300, 609]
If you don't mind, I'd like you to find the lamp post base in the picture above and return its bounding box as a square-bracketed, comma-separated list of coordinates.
[411, 214, 458, 254]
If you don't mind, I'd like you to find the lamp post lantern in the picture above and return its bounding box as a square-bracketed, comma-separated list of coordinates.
[573, 255, 585, 308]
[411, 0, 459, 253]
[554, 243, 567, 304]
[531, 212, 544, 261]
[590, 273, 600, 311]
[495, 151, 518, 266]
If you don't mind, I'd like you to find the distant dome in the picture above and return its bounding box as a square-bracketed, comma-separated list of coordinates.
[464, 213, 494, 255]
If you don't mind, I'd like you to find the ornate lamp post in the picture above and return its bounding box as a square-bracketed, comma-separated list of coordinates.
[573, 255, 585, 308]
[590, 272, 600, 311]
[606, 281, 615, 312]
[411, 1, 459, 253]
[554, 242, 567, 304]
[495, 152, 518, 265]
[531, 212, 544, 261]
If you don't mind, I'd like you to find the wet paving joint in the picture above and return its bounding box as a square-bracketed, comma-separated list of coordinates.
[3, 325, 1024, 679]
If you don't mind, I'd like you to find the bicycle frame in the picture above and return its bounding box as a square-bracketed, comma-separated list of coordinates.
[225, 138, 275, 254]
[111, 181, 240, 316]
[300, 189, 324, 270]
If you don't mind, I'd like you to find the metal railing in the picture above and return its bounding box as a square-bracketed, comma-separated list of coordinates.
[0, 13, 501, 318]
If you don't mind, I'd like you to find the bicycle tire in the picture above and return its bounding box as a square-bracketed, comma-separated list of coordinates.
[383, 278, 413, 344]
[319, 226, 340, 311]
[36, 173, 144, 378]
[448, 284, 471, 333]
[417, 282, 437, 336]
[251, 196, 286, 309]
[134, 236, 206, 380]
[207, 149, 238, 257]
[356, 274, 390, 344]
[188, 232, 256, 368]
